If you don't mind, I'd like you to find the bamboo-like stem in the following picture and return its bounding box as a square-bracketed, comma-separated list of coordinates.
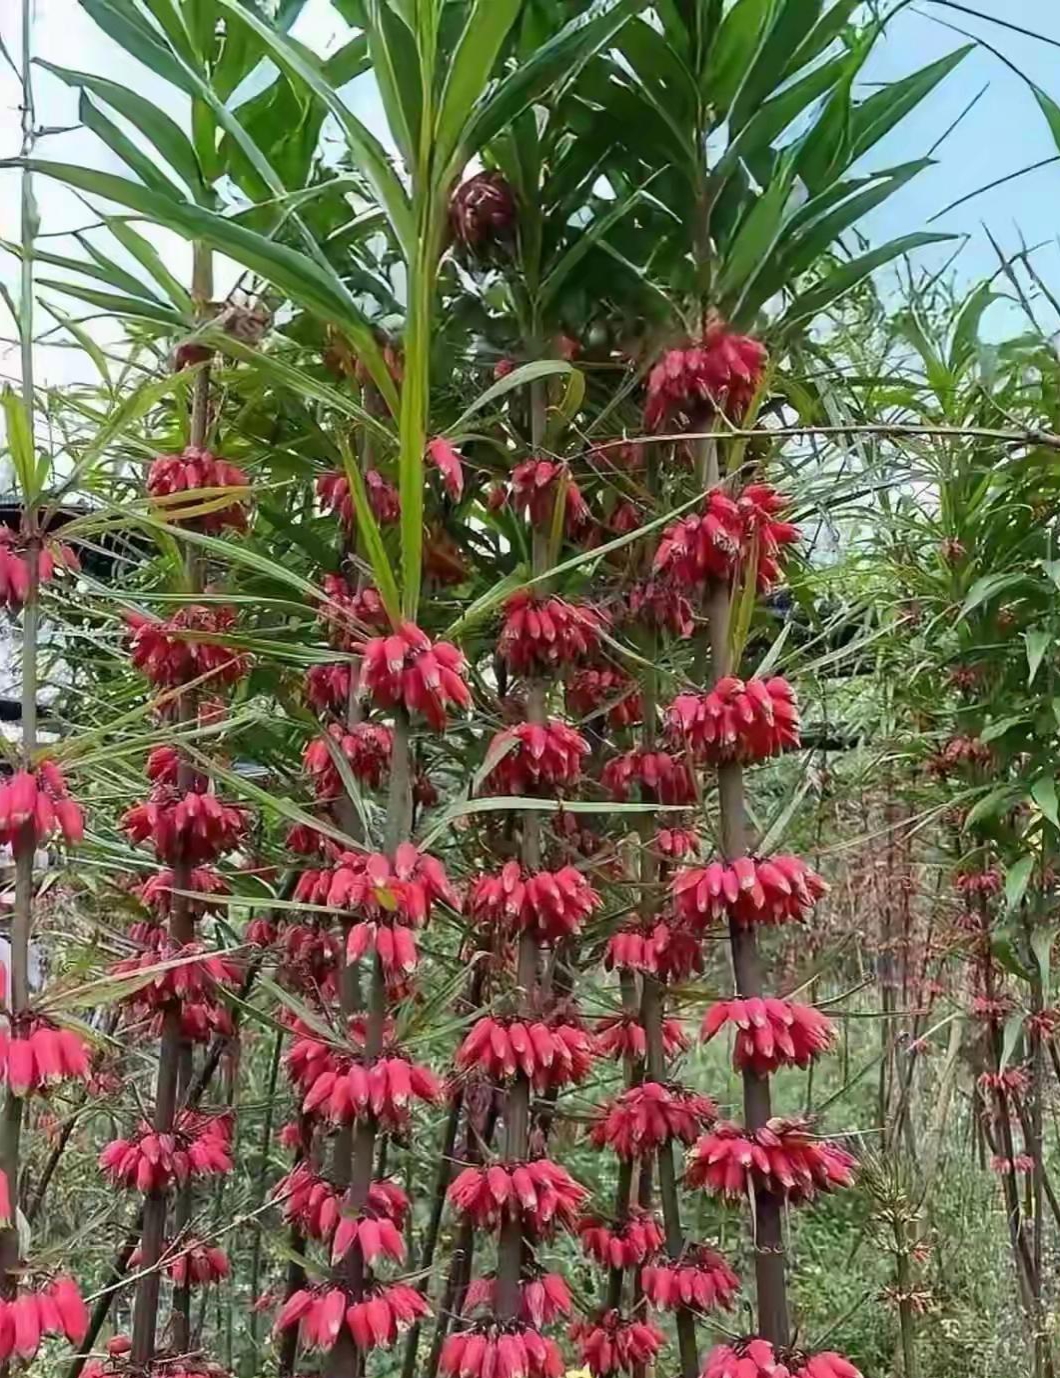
[496, 379, 549, 1321]
[700, 435, 790, 1347]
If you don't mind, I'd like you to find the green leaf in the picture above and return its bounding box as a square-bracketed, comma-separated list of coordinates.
[435, 0, 522, 169]
[365, 0, 422, 169]
[780, 233, 955, 329]
[1026, 628, 1050, 685]
[445, 564, 529, 640]
[79, 0, 196, 92]
[100, 215, 194, 312]
[1032, 927, 1054, 998]
[454, 0, 644, 175]
[717, 159, 795, 319]
[1, 387, 38, 502]
[449, 360, 573, 432]
[339, 441, 401, 625]
[1005, 856, 1034, 911]
[998, 1010, 1024, 1075]
[732, 0, 822, 127]
[14, 161, 397, 412]
[34, 279, 186, 328]
[980, 714, 1028, 744]
[1031, 777, 1060, 827]
[963, 784, 1021, 831]
[214, 0, 415, 261]
[75, 91, 187, 201]
[960, 571, 1035, 618]
[849, 46, 971, 164]
[540, 188, 648, 308]
[703, 0, 775, 120]
[37, 58, 209, 201]
[1033, 82, 1060, 154]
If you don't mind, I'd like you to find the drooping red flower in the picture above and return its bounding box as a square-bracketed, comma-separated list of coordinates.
[449, 170, 518, 251]
[509, 460, 589, 533]
[993, 1153, 1036, 1174]
[701, 998, 836, 1075]
[653, 491, 742, 586]
[317, 576, 389, 649]
[447, 1158, 588, 1237]
[673, 854, 827, 929]
[955, 867, 1002, 897]
[604, 917, 704, 983]
[788, 1351, 864, 1378]
[737, 484, 798, 592]
[439, 1322, 564, 1378]
[276, 1162, 408, 1244]
[931, 734, 993, 775]
[127, 605, 248, 689]
[275, 1280, 428, 1352]
[427, 437, 465, 500]
[0, 1277, 88, 1361]
[100, 1111, 233, 1191]
[456, 1014, 595, 1092]
[303, 722, 394, 797]
[498, 593, 608, 675]
[302, 1052, 441, 1128]
[122, 787, 246, 865]
[666, 676, 800, 763]
[979, 1068, 1029, 1097]
[627, 578, 695, 639]
[0, 528, 79, 611]
[594, 1013, 687, 1062]
[0, 1015, 90, 1094]
[589, 1082, 716, 1158]
[463, 1273, 572, 1327]
[317, 469, 400, 529]
[644, 321, 767, 430]
[655, 826, 701, 859]
[641, 1245, 739, 1312]
[686, 1117, 856, 1203]
[305, 662, 356, 714]
[702, 1338, 786, 1378]
[0, 761, 83, 853]
[565, 668, 642, 728]
[601, 749, 696, 805]
[482, 720, 589, 795]
[134, 866, 229, 919]
[362, 622, 471, 729]
[147, 446, 250, 531]
[129, 1238, 230, 1286]
[570, 1310, 664, 1377]
[469, 861, 600, 942]
[577, 1208, 665, 1269]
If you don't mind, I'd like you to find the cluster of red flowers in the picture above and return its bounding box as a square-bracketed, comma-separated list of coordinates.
[641, 1246, 739, 1312]
[447, 1158, 588, 1236]
[276, 1163, 408, 1246]
[317, 468, 400, 528]
[595, 1013, 687, 1062]
[653, 491, 742, 585]
[129, 1238, 230, 1286]
[565, 668, 642, 728]
[589, 1082, 716, 1157]
[127, 605, 247, 689]
[686, 1118, 856, 1202]
[0, 761, 83, 852]
[122, 788, 246, 865]
[0, 1277, 88, 1362]
[0, 527, 79, 610]
[672, 854, 827, 928]
[504, 459, 589, 533]
[644, 321, 767, 429]
[570, 1310, 664, 1377]
[578, 1208, 665, 1269]
[303, 722, 394, 796]
[604, 917, 704, 983]
[469, 862, 600, 942]
[601, 748, 696, 805]
[703, 1341, 862, 1378]
[440, 1322, 564, 1378]
[457, 1014, 595, 1091]
[666, 676, 800, 762]
[482, 720, 589, 795]
[147, 446, 249, 531]
[498, 593, 607, 674]
[276, 1280, 428, 1352]
[362, 622, 471, 728]
[99, 1111, 233, 1191]
[0, 1015, 90, 1092]
[701, 998, 835, 1075]
[301, 1052, 441, 1127]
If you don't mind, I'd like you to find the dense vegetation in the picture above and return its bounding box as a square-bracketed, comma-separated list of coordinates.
[2, 3, 1060, 1378]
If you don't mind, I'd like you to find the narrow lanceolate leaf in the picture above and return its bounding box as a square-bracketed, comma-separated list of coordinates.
[1025, 628, 1050, 685]
[1005, 856, 1034, 912]
[101, 215, 194, 312]
[10, 161, 398, 411]
[435, 0, 522, 168]
[779, 233, 955, 329]
[364, 0, 422, 169]
[540, 189, 648, 307]
[1031, 927, 1054, 999]
[848, 46, 971, 164]
[36, 58, 210, 202]
[340, 440, 402, 625]
[449, 360, 573, 432]
[1031, 777, 1060, 828]
[214, 0, 415, 260]
[1, 387, 38, 502]
[998, 1010, 1024, 1076]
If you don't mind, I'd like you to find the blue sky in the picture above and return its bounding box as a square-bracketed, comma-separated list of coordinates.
[1, 0, 1059, 385]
